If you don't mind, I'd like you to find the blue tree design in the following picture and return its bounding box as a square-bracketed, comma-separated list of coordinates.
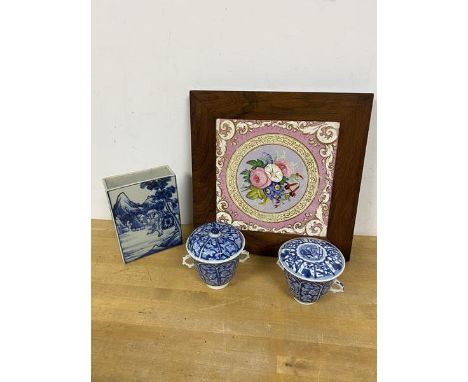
[140, 177, 181, 246]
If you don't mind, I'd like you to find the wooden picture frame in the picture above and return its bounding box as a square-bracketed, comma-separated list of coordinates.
[190, 91, 373, 261]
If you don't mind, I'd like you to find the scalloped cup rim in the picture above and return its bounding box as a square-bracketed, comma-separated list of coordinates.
[185, 229, 246, 264]
[278, 237, 345, 283]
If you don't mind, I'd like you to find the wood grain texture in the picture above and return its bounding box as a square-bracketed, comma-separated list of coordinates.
[92, 219, 376, 381]
[190, 90, 374, 261]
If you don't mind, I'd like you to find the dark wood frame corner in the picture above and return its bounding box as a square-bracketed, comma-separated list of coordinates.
[190, 90, 374, 261]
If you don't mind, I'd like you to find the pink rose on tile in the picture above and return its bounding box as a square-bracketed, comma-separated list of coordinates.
[274, 160, 291, 177]
[250, 168, 271, 188]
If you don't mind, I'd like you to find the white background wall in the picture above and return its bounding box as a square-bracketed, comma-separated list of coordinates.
[92, 0, 376, 235]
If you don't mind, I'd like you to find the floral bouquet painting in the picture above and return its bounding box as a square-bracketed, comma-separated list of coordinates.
[240, 152, 303, 209]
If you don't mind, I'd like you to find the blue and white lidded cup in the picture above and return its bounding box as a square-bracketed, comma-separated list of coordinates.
[182, 222, 249, 289]
[277, 237, 345, 305]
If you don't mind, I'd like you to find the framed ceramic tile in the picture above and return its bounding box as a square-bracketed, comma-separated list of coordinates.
[216, 119, 339, 237]
[190, 91, 373, 260]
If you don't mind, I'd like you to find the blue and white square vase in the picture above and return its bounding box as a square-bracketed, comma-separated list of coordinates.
[103, 166, 182, 263]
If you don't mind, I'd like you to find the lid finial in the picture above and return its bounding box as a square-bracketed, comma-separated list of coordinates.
[209, 227, 221, 238]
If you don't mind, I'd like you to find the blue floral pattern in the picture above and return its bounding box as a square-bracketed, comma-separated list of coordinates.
[283, 271, 334, 304]
[278, 238, 344, 281]
[186, 222, 245, 262]
[194, 258, 239, 287]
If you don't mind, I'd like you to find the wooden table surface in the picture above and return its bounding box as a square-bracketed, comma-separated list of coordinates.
[92, 219, 376, 381]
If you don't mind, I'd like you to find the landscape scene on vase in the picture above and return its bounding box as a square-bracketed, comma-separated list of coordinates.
[109, 176, 182, 263]
[238, 147, 306, 213]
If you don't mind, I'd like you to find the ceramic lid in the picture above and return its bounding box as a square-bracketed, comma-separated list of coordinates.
[186, 222, 245, 263]
[278, 237, 345, 281]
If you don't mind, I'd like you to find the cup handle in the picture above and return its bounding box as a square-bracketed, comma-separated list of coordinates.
[329, 279, 344, 293]
[182, 254, 194, 268]
[276, 259, 284, 270]
[239, 250, 250, 263]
